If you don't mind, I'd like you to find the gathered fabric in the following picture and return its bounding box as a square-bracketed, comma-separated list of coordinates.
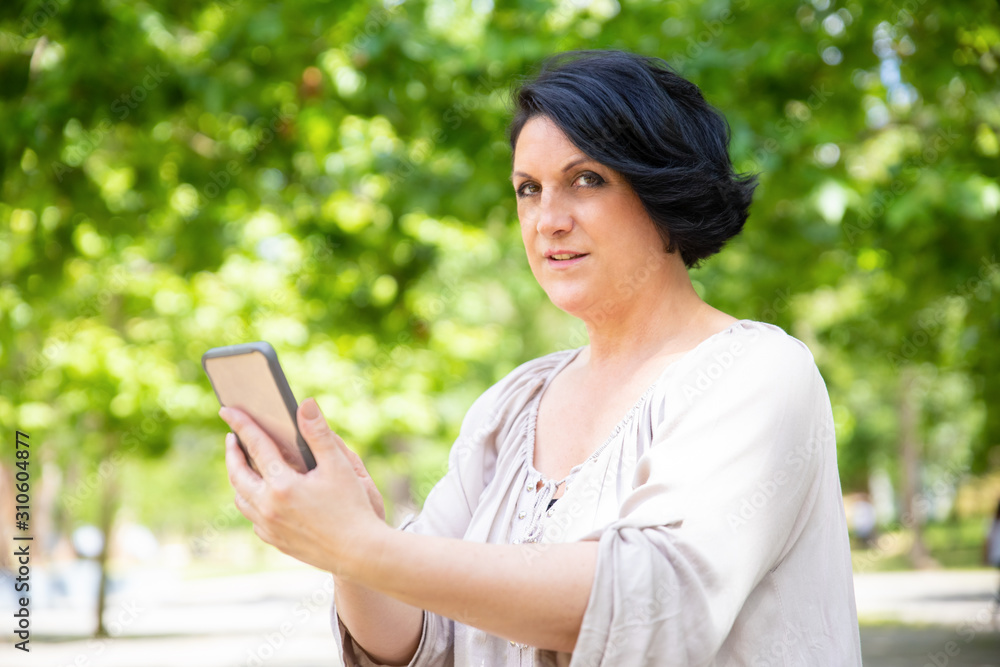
[332, 320, 863, 667]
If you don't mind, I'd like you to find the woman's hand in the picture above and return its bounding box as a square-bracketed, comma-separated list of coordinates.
[301, 403, 387, 521]
[220, 397, 389, 575]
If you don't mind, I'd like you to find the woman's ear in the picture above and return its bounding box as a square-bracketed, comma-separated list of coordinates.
[656, 227, 673, 255]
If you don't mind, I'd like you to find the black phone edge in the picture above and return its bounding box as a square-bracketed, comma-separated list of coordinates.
[201, 341, 318, 472]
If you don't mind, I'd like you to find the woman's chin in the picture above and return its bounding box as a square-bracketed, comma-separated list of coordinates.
[544, 289, 600, 319]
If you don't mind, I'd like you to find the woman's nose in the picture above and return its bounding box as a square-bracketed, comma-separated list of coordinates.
[536, 192, 574, 237]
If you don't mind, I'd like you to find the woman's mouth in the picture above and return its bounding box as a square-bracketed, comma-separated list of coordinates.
[546, 253, 589, 267]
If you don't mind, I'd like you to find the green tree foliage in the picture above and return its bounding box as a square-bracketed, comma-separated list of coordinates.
[1, 0, 998, 584]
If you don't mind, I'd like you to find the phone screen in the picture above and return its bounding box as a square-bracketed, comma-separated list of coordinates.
[202, 343, 316, 474]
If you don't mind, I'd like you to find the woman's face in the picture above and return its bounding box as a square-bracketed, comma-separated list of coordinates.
[511, 115, 670, 320]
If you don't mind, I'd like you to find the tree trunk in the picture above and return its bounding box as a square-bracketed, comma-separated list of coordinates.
[95, 293, 128, 637]
[899, 366, 936, 569]
[37, 458, 62, 565]
[93, 459, 119, 638]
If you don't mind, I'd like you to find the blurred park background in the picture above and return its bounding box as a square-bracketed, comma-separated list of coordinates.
[1, 0, 999, 664]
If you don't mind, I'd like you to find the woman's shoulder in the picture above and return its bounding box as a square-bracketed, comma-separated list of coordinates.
[667, 319, 825, 405]
[692, 319, 816, 368]
[460, 347, 581, 432]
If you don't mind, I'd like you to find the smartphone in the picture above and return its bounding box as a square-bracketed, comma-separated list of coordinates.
[202, 341, 317, 474]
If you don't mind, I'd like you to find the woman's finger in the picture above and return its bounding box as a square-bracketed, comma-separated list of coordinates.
[225, 431, 267, 501]
[219, 406, 293, 485]
[252, 521, 278, 548]
[339, 441, 372, 479]
[294, 398, 386, 519]
[233, 487, 266, 526]
[233, 493, 261, 526]
[296, 398, 354, 469]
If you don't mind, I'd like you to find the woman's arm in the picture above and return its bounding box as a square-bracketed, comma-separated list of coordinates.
[220, 399, 599, 656]
[333, 576, 424, 665]
[351, 529, 598, 653]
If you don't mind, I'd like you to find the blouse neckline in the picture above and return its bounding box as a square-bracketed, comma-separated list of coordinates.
[523, 319, 755, 486]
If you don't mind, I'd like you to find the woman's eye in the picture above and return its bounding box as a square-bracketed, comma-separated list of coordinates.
[516, 183, 539, 197]
[516, 173, 603, 198]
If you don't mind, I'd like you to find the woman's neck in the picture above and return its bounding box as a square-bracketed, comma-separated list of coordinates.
[576, 269, 736, 377]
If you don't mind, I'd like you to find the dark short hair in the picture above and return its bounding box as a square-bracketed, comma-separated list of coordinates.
[507, 49, 758, 269]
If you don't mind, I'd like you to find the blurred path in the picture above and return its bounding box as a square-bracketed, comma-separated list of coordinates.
[6, 568, 999, 666]
[854, 569, 1000, 628]
[9, 567, 345, 667]
[861, 626, 1000, 667]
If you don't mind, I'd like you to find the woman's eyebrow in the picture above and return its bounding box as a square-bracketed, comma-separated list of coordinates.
[510, 156, 594, 182]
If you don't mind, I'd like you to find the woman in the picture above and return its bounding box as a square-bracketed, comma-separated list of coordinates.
[220, 50, 862, 665]
[987, 499, 1000, 605]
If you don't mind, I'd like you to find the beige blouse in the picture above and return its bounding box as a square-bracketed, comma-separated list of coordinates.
[331, 320, 863, 666]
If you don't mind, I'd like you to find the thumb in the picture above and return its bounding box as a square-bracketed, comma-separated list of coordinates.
[297, 398, 350, 466]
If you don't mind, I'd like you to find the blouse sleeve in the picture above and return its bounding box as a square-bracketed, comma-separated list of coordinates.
[332, 355, 558, 667]
[569, 332, 838, 666]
